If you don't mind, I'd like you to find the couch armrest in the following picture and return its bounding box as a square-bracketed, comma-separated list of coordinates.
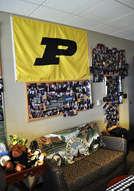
[102, 135, 127, 154]
[42, 159, 68, 191]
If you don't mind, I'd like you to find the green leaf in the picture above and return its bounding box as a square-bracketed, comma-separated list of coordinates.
[9, 135, 13, 139]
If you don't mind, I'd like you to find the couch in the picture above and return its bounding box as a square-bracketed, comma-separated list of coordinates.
[33, 122, 127, 191]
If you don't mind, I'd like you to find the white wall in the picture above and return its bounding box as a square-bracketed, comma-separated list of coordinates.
[0, 11, 134, 148]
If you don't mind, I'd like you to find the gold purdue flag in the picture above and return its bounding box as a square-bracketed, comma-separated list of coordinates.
[11, 15, 90, 82]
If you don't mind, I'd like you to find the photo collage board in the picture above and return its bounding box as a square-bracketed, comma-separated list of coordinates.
[90, 44, 128, 129]
[0, 79, 5, 144]
[26, 79, 93, 121]
[0, 53, 6, 145]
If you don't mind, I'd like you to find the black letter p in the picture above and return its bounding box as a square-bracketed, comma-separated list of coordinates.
[34, 38, 77, 66]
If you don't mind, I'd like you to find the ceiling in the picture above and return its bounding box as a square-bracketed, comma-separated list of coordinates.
[1, 0, 134, 42]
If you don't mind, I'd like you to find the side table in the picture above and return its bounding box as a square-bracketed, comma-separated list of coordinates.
[0, 163, 47, 191]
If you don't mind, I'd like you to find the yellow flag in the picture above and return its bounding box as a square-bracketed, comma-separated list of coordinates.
[11, 15, 90, 82]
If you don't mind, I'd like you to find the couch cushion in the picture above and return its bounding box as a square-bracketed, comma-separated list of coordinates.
[61, 159, 103, 191]
[83, 148, 125, 175]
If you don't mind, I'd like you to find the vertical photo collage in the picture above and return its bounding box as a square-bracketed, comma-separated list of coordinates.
[90, 43, 128, 129]
[103, 76, 122, 129]
[27, 79, 93, 121]
[103, 103, 119, 129]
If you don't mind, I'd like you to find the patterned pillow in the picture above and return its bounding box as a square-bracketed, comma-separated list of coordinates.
[35, 122, 103, 167]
